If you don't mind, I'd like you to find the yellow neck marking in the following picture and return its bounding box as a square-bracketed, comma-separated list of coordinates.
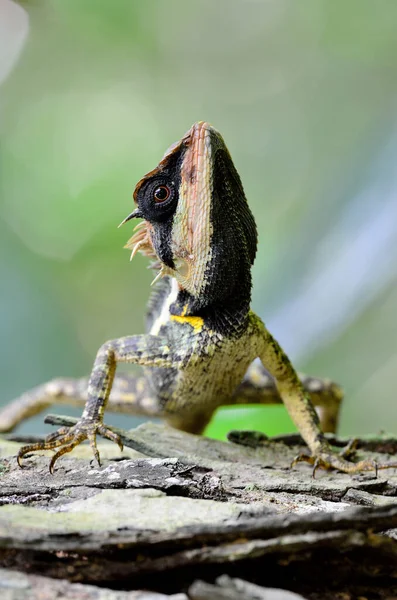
[171, 315, 204, 333]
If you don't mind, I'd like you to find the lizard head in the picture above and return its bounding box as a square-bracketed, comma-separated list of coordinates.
[121, 121, 257, 315]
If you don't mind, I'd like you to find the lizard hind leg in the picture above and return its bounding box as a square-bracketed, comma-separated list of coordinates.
[0, 378, 88, 434]
[0, 374, 162, 434]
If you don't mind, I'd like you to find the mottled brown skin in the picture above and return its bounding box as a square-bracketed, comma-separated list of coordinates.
[1, 122, 394, 475]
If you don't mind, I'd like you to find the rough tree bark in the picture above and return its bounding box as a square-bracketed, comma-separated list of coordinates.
[1, 417, 397, 599]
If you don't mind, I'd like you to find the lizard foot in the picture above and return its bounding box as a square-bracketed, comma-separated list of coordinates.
[17, 419, 123, 474]
[290, 438, 397, 478]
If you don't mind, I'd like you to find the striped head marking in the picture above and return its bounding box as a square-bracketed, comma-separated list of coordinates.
[121, 122, 257, 313]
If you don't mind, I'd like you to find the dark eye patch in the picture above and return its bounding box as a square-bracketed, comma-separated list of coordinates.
[136, 142, 186, 224]
[136, 177, 177, 223]
[134, 145, 186, 269]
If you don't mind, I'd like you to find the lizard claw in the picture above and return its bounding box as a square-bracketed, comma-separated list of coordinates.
[291, 451, 378, 478]
[290, 440, 384, 478]
[17, 419, 123, 473]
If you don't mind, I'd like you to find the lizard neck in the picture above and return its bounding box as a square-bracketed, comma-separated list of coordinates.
[169, 270, 252, 335]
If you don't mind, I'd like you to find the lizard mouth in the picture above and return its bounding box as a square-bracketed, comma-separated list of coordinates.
[122, 220, 189, 286]
[121, 216, 172, 288]
[123, 219, 156, 262]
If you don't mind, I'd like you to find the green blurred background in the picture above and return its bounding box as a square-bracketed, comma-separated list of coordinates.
[1, 0, 397, 438]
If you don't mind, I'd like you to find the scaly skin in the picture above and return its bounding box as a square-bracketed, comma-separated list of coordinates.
[6, 121, 395, 474]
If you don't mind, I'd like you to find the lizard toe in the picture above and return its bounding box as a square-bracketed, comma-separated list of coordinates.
[290, 445, 382, 477]
[97, 425, 123, 452]
[17, 418, 122, 472]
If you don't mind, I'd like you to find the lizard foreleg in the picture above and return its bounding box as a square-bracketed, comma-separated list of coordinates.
[255, 317, 384, 475]
[17, 335, 174, 472]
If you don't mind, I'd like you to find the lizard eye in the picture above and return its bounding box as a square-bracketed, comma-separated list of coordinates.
[136, 178, 177, 223]
[153, 185, 171, 203]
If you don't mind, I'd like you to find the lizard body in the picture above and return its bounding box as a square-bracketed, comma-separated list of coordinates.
[2, 122, 386, 474]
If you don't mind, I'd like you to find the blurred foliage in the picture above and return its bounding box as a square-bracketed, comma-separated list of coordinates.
[1, 0, 397, 438]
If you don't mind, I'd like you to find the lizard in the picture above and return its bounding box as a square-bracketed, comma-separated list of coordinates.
[1, 121, 391, 474]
